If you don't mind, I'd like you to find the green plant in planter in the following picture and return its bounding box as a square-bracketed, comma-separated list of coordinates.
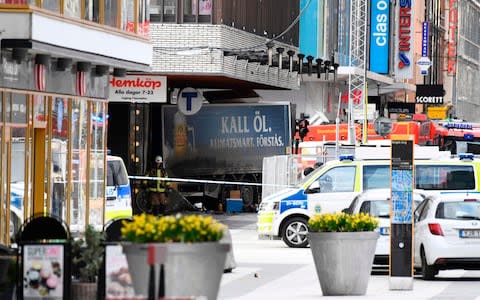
[307, 212, 380, 296]
[121, 213, 225, 243]
[72, 225, 105, 282]
[308, 212, 379, 232]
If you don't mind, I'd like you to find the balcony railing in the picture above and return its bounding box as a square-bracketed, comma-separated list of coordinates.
[0, 0, 150, 37]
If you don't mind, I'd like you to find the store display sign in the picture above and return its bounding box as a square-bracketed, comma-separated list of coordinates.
[394, 0, 415, 79]
[369, 0, 390, 74]
[23, 245, 64, 299]
[447, 0, 458, 76]
[421, 22, 429, 57]
[105, 245, 134, 297]
[108, 75, 167, 103]
[416, 84, 444, 104]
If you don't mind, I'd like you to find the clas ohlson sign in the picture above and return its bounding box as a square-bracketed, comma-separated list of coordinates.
[369, 0, 390, 74]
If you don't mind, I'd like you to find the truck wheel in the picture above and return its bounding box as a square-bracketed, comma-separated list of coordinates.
[281, 217, 309, 248]
[241, 186, 255, 206]
[133, 190, 151, 214]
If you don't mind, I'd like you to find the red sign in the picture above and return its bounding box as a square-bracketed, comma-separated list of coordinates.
[341, 90, 362, 105]
[34, 64, 46, 91]
[447, 0, 458, 76]
[76, 71, 86, 96]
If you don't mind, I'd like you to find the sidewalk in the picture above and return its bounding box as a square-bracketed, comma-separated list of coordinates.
[219, 223, 480, 300]
[220, 264, 480, 300]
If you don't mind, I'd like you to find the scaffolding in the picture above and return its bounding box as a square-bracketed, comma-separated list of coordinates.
[347, 0, 368, 144]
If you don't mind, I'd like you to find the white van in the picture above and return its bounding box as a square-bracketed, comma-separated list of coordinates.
[105, 155, 132, 221]
[257, 151, 480, 248]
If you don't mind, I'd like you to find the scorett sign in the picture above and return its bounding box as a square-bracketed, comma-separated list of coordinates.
[415, 84, 444, 104]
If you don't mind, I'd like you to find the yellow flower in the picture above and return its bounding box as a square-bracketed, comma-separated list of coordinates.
[121, 213, 226, 243]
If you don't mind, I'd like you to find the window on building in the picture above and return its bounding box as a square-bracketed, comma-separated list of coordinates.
[183, 0, 211, 23]
[198, 0, 212, 22]
[150, 0, 212, 23]
[150, 0, 177, 22]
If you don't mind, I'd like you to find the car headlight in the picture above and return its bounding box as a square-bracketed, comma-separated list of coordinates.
[259, 201, 280, 211]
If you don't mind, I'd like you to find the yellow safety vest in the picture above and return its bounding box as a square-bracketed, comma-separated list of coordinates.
[146, 168, 169, 193]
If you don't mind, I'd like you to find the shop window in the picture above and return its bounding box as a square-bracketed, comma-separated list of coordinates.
[33, 95, 46, 126]
[64, 0, 81, 18]
[70, 99, 88, 229]
[89, 102, 106, 227]
[50, 98, 68, 220]
[137, 0, 150, 35]
[84, 0, 100, 23]
[42, 0, 60, 13]
[104, 0, 120, 27]
[0, 91, 3, 123]
[6, 93, 27, 124]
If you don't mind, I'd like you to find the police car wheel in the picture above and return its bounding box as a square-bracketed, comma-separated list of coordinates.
[282, 217, 309, 248]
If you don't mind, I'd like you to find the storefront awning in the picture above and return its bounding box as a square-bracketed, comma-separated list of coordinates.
[1, 39, 150, 72]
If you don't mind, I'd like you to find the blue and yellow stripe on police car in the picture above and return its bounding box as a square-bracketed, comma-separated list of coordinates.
[257, 211, 275, 233]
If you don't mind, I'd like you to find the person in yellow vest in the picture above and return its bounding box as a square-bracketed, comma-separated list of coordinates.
[145, 155, 170, 215]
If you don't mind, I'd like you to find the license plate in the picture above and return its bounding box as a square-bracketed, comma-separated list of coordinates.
[459, 229, 480, 238]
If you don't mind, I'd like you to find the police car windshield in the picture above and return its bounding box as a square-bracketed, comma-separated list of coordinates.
[107, 160, 129, 186]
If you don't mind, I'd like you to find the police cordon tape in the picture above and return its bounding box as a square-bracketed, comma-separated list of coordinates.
[128, 175, 293, 188]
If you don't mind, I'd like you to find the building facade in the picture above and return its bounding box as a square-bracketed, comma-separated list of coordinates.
[0, 0, 151, 244]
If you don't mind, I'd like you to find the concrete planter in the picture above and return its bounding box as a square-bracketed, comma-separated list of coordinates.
[123, 242, 229, 300]
[308, 231, 379, 296]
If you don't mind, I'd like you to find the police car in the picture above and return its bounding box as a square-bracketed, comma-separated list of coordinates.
[257, 152, 480, 248]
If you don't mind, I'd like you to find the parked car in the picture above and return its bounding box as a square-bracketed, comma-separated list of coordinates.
[258, 150, 480, 248]
[344, 189, 426, 265]
[414, 192, 480, 280]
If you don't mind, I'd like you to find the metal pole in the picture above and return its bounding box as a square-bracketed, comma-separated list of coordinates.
[336, 93, 342, 157]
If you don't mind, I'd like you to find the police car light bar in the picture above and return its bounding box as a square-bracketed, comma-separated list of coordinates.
[339, 154, 354, 161]
[458, 153, 474, 161]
